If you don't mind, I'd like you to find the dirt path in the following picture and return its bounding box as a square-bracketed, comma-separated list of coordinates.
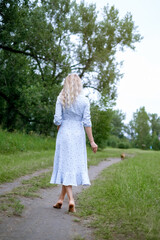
[0, 158, 121, 240]
[0, 167, 53, 195]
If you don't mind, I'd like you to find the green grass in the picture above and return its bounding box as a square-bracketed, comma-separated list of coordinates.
[0, 129, 125, 184]
[0, 129, 56, 183]
[77, 150, 160, 240]
[0, 128, 55, 154]
[87, 147, 127, 167]
[0, 147, 124, 184]
[0, 195, 24, 216]
[16, 171, 56, 197]
[73, 236, 85, 240]
[0, 150, 54, 183]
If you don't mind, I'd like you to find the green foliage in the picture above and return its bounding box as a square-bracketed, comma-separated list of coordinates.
[90, 104, 112, 148]
[0, 0, 142, 134]
[77, 150, 160, 239]
[152, 133, 160, 150]
[128, 107, 151, 149]
[107, 135, 131, 149]
[110, 109, 126, 137]
[150, 113, 160, 137]
[118, 141, 130, 149]
[107, 135, 120, 148]
[149, 114, 160, 150]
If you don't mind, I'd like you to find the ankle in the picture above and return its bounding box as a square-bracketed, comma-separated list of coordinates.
[69, 199, 75, 204]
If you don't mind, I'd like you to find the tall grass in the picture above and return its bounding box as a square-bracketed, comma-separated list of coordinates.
[77, 150, 160, 239]
[0, 129, 55, 154]
[0, 129, 56, 183]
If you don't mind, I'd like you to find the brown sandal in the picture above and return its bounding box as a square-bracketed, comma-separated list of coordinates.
[68, 203, 76, 213]
[53, 202, 62, 209]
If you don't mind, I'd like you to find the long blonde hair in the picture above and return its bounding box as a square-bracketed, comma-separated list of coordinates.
[59, 73, 82, 108]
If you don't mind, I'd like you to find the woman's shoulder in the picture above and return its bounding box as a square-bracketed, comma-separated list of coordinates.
[77, 93, 89, 104]
[57, 94, 62, 103]
[75, 94, 90, 109]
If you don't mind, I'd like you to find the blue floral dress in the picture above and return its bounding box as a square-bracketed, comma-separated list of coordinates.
[50, 93, 91, 186]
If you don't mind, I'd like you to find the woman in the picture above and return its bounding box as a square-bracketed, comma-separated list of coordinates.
[50, 73, 98, 212]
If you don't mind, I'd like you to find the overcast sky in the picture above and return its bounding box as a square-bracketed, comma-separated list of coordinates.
[77, 0, 160, 123]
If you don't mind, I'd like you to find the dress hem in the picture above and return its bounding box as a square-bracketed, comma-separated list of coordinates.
[50, 181, 91, 186]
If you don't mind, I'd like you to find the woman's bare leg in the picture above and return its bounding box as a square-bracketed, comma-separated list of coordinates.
[53, 185, 66, 208]
[58, 185, 67, 202]
[65, 185, 74, 203]
[65, 185, 76, 212]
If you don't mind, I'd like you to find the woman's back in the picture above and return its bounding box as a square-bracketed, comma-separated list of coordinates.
[54, 94, 91, 127]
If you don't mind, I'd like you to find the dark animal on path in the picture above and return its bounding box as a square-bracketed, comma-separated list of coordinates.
[121, 153, 125, 160]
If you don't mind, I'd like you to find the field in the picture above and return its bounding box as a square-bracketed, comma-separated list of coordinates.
[0, 129, 123, 184]
[77, 150, 160, 240]
[0, 129, 160, 239]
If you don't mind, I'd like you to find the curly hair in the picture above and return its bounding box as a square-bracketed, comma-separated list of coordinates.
[59, 73, 82, 108]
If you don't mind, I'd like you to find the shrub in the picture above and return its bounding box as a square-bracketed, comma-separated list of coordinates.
[118, 142, 130, 149]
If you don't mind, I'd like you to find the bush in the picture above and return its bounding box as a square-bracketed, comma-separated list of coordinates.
[107, 135, 131, 149]
[118, 142, 130, 149]
[107, 135, 120, 148]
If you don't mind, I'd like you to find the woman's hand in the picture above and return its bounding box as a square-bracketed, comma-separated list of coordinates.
[90, 141, 98, 153]
[84, 127, 98, 153]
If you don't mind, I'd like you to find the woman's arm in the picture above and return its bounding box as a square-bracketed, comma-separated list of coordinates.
[85, 127, 98, 153]
[54, 97, 62, 126]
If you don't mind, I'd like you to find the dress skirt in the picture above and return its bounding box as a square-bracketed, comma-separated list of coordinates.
[50, 119, 91, 186]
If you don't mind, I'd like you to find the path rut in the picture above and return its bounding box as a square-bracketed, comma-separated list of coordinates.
[0, 168, 53, 195]
[0, 158, 121, 240]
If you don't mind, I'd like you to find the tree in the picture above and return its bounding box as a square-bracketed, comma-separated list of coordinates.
[149, 113, 160, 137]
[70, 2, 142, 103]
[152, 132, 160, 150]
[90, 104, 112, 148]
[129, 107, 151, 149]
[0, 0, 142, 134]
[110, 110, 126, 137]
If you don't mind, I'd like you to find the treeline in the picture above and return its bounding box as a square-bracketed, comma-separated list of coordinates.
[0, 0, 141, 138]
[105, 107, 160, 150]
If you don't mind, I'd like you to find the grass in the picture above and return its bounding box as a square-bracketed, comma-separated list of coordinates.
[73, 236, 85, 240]
[0, 151, 54, 183]
[87, 147, 123, 167]
[76, 150, 160, 240]
[0, 171, 56, 216]
[0, 195, 24, 216]
[0, 129, 56, 183]
[0, 128, 55, 154]
[16, 171, 56, 197]
[0, 129, 125, 184]
[0, 147, 124, 184]
[0, 129, 137, 218]
[1, 129, 159, 239]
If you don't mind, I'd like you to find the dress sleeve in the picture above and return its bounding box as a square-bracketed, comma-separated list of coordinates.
[82, 99, 92, 127]
[53, 97, 62, 126]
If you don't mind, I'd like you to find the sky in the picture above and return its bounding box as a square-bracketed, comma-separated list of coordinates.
[77, 0, 160, 123]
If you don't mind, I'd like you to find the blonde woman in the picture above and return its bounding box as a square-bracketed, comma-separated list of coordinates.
[50, 73, 98, 212]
